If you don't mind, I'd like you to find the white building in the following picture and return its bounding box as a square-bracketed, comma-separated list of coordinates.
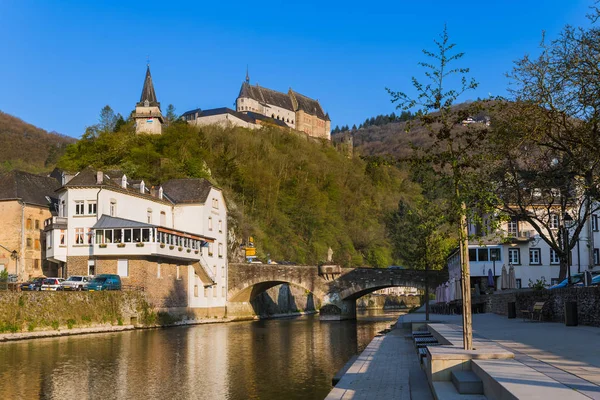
[44, 168, 228, 316]
[447, 212, 600, 289]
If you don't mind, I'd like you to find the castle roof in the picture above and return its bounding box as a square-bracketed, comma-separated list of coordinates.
[0, 170, 60, 208]
[138, 65, 160, 108]
[238, 82, 294, 111]
[237, 82, 329, 120]
[181, 107, 288, 128]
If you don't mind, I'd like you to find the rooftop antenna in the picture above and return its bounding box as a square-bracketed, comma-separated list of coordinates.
[146, 55, 150, 67]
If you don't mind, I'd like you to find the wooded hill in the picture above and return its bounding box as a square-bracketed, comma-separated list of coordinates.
[0, 111, 74, 173]
[58, 120, 421, 267]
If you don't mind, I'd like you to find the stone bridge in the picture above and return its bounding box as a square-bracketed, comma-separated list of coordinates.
[227, 263, 447, 320]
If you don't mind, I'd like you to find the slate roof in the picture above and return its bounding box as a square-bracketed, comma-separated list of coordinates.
[238, 82, 294, 110]
[290, 90, 329, 120]
[92, 215, 154, 229]
[137, 65, 160, 108]
[0, 170, 60, 207]
[160, 178, 215, 204]
[237, 82, 329, 120]
[181, 107, 288, 127]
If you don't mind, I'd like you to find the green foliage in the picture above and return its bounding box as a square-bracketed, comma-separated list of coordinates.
[0, 270, 8, 282]
[528, 278, 547, 291]
[59, 112, 417, 266]
[51, 320, 59, 330]
[66, 319, 76, 329]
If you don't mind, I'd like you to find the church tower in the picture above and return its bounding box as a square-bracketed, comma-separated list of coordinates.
[134, 65, 164, 135]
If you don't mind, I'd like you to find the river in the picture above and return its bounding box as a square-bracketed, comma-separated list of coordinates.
[0, 310, 403, 400]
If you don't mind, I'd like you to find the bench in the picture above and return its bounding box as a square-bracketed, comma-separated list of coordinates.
[520, 301, 545, 321]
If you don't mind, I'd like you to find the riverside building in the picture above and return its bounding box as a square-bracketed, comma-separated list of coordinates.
[44, 167, 228, 316]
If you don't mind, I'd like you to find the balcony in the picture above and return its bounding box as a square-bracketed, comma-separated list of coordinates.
[44, 216, 67, 231]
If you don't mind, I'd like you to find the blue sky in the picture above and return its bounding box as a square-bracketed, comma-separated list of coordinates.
[0, 0, 593, 137]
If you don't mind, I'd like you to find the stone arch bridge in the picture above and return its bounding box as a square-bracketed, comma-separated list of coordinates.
[227, 263, 447, 320]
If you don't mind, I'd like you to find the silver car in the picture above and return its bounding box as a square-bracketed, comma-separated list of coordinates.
[59, 276, 92, 291]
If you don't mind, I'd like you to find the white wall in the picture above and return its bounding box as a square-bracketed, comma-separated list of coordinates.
[190, 113, 257, 130]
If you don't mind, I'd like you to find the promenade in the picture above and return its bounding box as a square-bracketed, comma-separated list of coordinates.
[326, 310, 600, 399]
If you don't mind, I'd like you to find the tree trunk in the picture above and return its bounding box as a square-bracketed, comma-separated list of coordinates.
[459, 202, 473, 350]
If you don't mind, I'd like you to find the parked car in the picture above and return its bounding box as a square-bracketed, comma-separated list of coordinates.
[19, 277, 46, 291]
[41, 278, 65, 291]
[86, 274, 121, 291]
[59, 275, 92, 291]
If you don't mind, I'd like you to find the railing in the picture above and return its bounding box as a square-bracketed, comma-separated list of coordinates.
[44, 216, 68, 228]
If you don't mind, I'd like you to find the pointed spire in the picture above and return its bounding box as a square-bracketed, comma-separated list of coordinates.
[138, 65, 160, 108]
[245, 65, 250, 83]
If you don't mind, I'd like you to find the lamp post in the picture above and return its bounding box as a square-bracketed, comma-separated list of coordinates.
[563, 212, 574, 283]
[491, 251, 498, 288]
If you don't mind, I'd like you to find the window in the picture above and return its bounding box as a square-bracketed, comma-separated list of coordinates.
[594, 249, 600, 265]
[550, 249, 560, 264]
[208, 217, 213, 231]
[222, 266, 225, 278]
[208, 243, 213, 256]
[60, 230, 66, 246]
[59, 200, 66, 217]
[516, 279, 522, 289]
[88, 260, 95, 276]
[222, 286, 225, 297]
[147, 209, 153, 224]
[477, 248, 489, 262]
[529, 248, 541, 265]
[124, 229, 132, 243]
[508, 219, 518, 236]
[204, 286, 209, 297]
[157, 263, 161, 278]
[468, 248, 477, 262]
[34, 239, 40, 250]
[490, 248, 501, 261]
[218, 243, 223, 258]
[218, 220, 223, 233]
[114, 229, 122, 243]
[213, 284, 218, 297]
[194, 285, 199, 297]
[508, 248, 520, 264]
[593, 214, 599, 232]
[35, 220, 40, 230]
[212, 198, 219, 209]
[34, 259, 40, 269]
[549, 214, 559, 229]
[26, 238, 32, 248]
[160, 211, 166, 226]
[75, 228, 84, 245]
[105, 230, 113, 243]
[110, 200, 117, 217]
[176, 265, 180, 280]
[75, 201, 85, 215]
[87, 201, 97, 215]
[117, 259, 129, 277]
[87, 228, 93, 244]
[26, 218, 32, 230]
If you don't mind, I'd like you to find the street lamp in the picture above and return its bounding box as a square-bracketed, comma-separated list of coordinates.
[491, 250, 498, 285]
[563, 212, 574, 282]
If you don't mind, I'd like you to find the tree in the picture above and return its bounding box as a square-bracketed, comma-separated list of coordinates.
[114, 114, 126, 132]
[166, 104, 178, 127]
[492, 14, 600, 280]
[386, 25, 494, 350]
[99, 105, 117, 133]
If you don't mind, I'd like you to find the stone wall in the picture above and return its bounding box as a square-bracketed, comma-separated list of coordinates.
[481, 287, 600, 327]
[0, 291, 155, 333]
[356, 295, 421, 310]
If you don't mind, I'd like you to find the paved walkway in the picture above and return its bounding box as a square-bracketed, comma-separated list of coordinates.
[403, 312, 600, 399]
[325, 325, 432, 400]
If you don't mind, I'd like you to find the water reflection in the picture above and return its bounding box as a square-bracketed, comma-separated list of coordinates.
[0, 310, 402, 400]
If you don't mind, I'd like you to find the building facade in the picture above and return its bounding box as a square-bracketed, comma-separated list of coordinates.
[181, 107, 289, 130]
[447, 211, 599, 289]
[134, 65, 163, 135]
[0, 170, 60, 280]
[44, 168, 228, 315]
[235, 74, 331, 140]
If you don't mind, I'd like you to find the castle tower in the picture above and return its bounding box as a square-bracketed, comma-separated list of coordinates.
[134, 65, 164, 135]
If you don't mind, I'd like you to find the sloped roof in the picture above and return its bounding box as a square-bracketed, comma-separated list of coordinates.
[138, 65, 160, 108]
[0, 170, 60, 207]
[93, 215, 154, 229]
[238, 82, 294, 111]
[160, 178, 215, 204]
[290, 90, 329, 120]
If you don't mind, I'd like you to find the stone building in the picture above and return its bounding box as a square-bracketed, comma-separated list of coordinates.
[44, 167, 228, 316]
[235, 73, 331, 140]
[134, 65, 163, 135]
[181, 107, 289, 130]
[0, 170, 60, 280]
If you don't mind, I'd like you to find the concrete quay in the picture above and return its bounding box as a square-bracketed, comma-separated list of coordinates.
[326, 310, 600, 399]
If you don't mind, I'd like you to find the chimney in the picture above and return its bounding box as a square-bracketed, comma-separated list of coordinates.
[150, 186, 157, 197]
[121, 174, 127, 189]
[140, 181, 145, 194]
[96, 171, 104, 185]
[158, 186, 163, 200]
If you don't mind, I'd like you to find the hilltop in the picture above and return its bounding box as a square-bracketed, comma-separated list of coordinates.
[58, 121, 420, 267]
[0, 111, 74, 173]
